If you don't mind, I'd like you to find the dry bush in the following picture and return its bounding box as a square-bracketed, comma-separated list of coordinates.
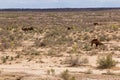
[47, 48, 63, 57]
[111, 25, 119, 31]
[0, 29, 21, 50]
[112, 46, 120, 51]
[27, 48, 40, 56]
[47, 69, 55, 75]
[97, 54, 118, 69]
[85, 69, 93, 74]
[88, 50, 98, 56]
[0, 56, 14, 64]
[102, 69, 115, 75]
[99, 35, 107, 41]
[34, 39, 46, 47]
[82, 43, 92, 51]
[60, 70, 76, 80]
[70, 42, 79, 54]
[47, 49, 56, 56]
[60, 70, 70, 80]
[1, 56, 7, 63]
[65, 55, 88, 66]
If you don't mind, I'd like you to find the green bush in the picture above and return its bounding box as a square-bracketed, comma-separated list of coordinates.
[97, 54, 117, 69]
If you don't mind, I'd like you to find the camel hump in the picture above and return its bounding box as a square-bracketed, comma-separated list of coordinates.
[91, 39, 99, 42]
[91, 39, 99, 44]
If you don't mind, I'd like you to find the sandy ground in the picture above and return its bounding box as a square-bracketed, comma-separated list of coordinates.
[0, 55, 120, 75]
[0, 41, 120, 77]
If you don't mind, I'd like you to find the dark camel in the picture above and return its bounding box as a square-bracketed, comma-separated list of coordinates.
[93, 22, 99, 26]
[91, 39, 103, 48]
[22, 27, 34, 31]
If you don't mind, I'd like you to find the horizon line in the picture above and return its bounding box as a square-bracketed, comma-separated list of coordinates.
[0, 7, 120, 9]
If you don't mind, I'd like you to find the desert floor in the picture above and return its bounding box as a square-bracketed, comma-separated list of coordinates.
[0, 9, 120, 80]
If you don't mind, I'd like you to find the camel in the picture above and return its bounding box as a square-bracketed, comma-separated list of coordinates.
[22, 27, 34, 31]
[91, 39, 104, 48]
[93, 22, 99, 26]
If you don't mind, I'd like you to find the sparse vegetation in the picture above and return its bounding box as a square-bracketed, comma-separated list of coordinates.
[97, 54, 118, 69]
[60, 70, 70, 80]
[51, 69, 55, 75]
[85, 69, 93, 74]
[0, 9, 120, 80]
[15, 54, 20, 58]
[1, 56, 7, 63]
[66, 55, 88, 66]
[61, 70, 76, 80]
[71, 42, 79, 54]
[47, 69, 55, 75]
[83, 43, 92, 51]
[70, 76, 76, 80]
[102, 69, 115, 75]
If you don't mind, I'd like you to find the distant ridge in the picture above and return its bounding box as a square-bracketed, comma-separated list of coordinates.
[0, 8, 120, 12]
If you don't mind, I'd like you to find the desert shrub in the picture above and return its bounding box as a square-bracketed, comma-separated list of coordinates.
[0, 38, 11, 49]
[44, 28, 61, 39]
[56, 35, 73, 45]
[61, 70, 76, 80]
[5, 56, 9, 60]
[22, 48, 40, 56]
[99, 35, 107, 41]
[70, 76, 76, 80]
[111, 25, 119, 31]
[51, 69, 55, 75]
[34, 39, 46, 47]
[6, 25, 18, 31]
[88, 50, 98, 56]
[47, 70, 50, 75]
[43, 28, 71, 46]
[113, 46, 120, 51]
[28, 17, 33, 20]
[66, 55, 88, 66]
[82, 34, 90, 40]
[0, 30, 21, 50]
[97, 54, 118, 69]
[99, 33, 111, 41]
[112, 34, 119, 40]
[9, 56, 14, 61]
[47, 69, 55, 75]
[60, 70, 70, 80]
[83, 43, 92, 51]
[15, 54, 20, 58]
[47, 50, 55, 56]
[71, 42, 78, 54]
[102, 69, 115, 75]
[1, 56, 14, 63]
[85, 69, 93, 74]
[98, 44, 107, 51]
[47, 48, 63, 57]
[30, 51, 40, 55]
[1, 56, 7, 63]
[27, 48, 40, 55]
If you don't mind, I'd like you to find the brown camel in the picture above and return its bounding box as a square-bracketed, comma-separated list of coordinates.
[93, 22, 99, 26]
[22, 27, 34, 32]
[91, 39, 104, 48]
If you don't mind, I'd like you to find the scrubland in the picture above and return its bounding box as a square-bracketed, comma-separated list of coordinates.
[0, 9, 120, 80]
